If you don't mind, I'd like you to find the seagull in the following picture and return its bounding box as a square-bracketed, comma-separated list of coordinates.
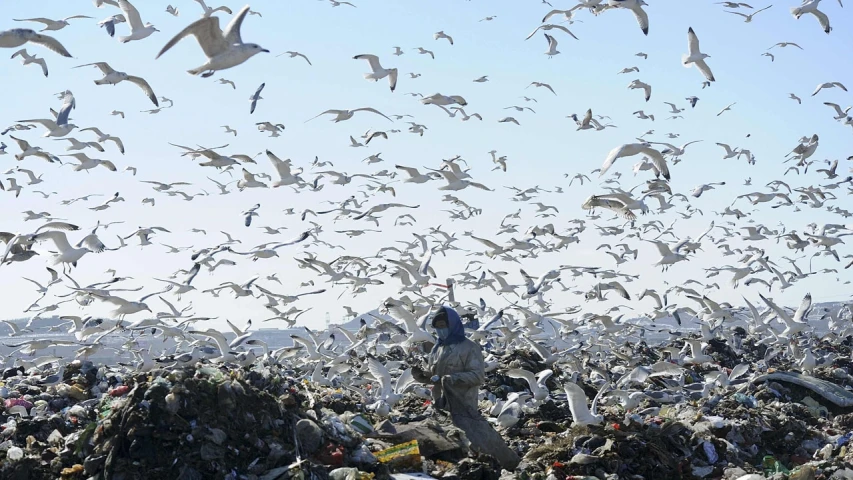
[791, 0, 832, 34]
[628, 79, 652, 101]
[353, 54, 398, 92]
[156, 5, 269, 77]
[98, 14, 126, 38]
[717, 102, 736, 116]
[249, 83, 265, 114]
[307, 107, 392, 123]
[61, 153, 117, 172]
[473, 75, 489, 83]
[10, 49, 48, 77]
[222, 125, 237, 136]
[727, 4, 772, 22]
[111, 110, 125, 118]
[543, 34, 560, 57]
[79, 127, 125, 154]
[769, 42, 804, 49]
[563, 382, 604, 426]
[414, 47, 435, 59]
[812, 81, 847, 96]
[29, 230, 101, 270]
[525, 24, 578, 41]
[607, 0, 650, 36]
[528, 81, 557, 95]
[434, 31, 454, 45]
[762, 52, 775, 61]
[277, 51, 312, 65]
[166, 5, 179, 16]
[618, 67, 639, 74]
[0, 29, 72, 57]
[716, 1, 756, 7]
[116, 0, 159, 43]
[54, 137, 105, 152]
[691, 182, 726, 198]
[683, 28, 715, 82]
[789, 93, 802, 104]
[13, 16, 93, 32]
[74, 62, 159, 106]
[195, 0, 233, 17]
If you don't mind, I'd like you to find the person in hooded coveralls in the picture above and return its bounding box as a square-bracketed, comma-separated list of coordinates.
[412, 305, 521, 471]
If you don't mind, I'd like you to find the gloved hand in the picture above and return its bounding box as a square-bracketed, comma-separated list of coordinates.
[430, 375, 440, 383]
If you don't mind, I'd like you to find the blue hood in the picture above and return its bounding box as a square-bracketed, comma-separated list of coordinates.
[433, 305, 466, 347]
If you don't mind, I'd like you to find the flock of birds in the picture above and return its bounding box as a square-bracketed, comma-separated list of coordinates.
[0, 0, 852, 428]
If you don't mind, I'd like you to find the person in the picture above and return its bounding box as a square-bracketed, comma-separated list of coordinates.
[412, 305, 521, 471]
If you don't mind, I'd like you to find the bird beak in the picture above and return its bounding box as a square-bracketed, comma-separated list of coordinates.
[262, 49, 270, 53]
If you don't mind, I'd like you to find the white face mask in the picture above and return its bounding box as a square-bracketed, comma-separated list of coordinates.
[435, 327, 450, 340]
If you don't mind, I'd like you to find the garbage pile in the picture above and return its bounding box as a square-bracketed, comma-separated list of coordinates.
[3, 334, 853, 480]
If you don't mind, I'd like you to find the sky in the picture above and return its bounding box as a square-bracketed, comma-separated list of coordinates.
[0, 0, 851, 331]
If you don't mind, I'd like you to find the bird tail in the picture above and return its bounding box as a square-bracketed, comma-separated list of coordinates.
[187, 65, 206, 76]
[681, 54, 691, 66]
[117, 35, 131, 44]
[790, 7, 801, 17]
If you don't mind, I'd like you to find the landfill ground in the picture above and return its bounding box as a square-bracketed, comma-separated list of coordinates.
[4, 332, 853, 480]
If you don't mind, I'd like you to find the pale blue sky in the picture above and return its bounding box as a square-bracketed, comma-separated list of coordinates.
[1, 0, 851, 329]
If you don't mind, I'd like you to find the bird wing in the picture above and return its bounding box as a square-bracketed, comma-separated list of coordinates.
[599, 144, 627, 177]
[223, 4, 251, 45]
[354, 53, 382, 72]
[824, 102, 845, 116]
[126, 76, 158, 106]
[648, 240, 674, 257]
[55, 102, 73, 126]
[687, 27, 702, 56]
[157, 16, 227, 59]
[119, 0, 144, 30]
[545, 33, 557, 49]
[793, 293, 812, 323]
[631, 6, 650, 35]
[27, 32, 72, 57]
[507, 368, 537, 391]
[355, 107, 393, 121]
[32, 230, 72, 252]
[552, 24, 578, 40]
[367, 357, 392, 397]
[563, 382, 595, 423]
[810, 9, 831, 33]
[525, 25, 543, 40]
[388, 68, 397, 92]
[640, 146, 670, 179]
[694, 59, 715, 82]
[77, 234, 106, 252]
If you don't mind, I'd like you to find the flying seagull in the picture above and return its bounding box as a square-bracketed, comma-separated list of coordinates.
[249, 83, 265, 114]
[74, 62, 159, 106]
[353, 54, 398, 92]
[156, 5, 269, 77]
[13, 16, 93, 32]
[10, 49, 48, 77]
[683, 28, 715, 82]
